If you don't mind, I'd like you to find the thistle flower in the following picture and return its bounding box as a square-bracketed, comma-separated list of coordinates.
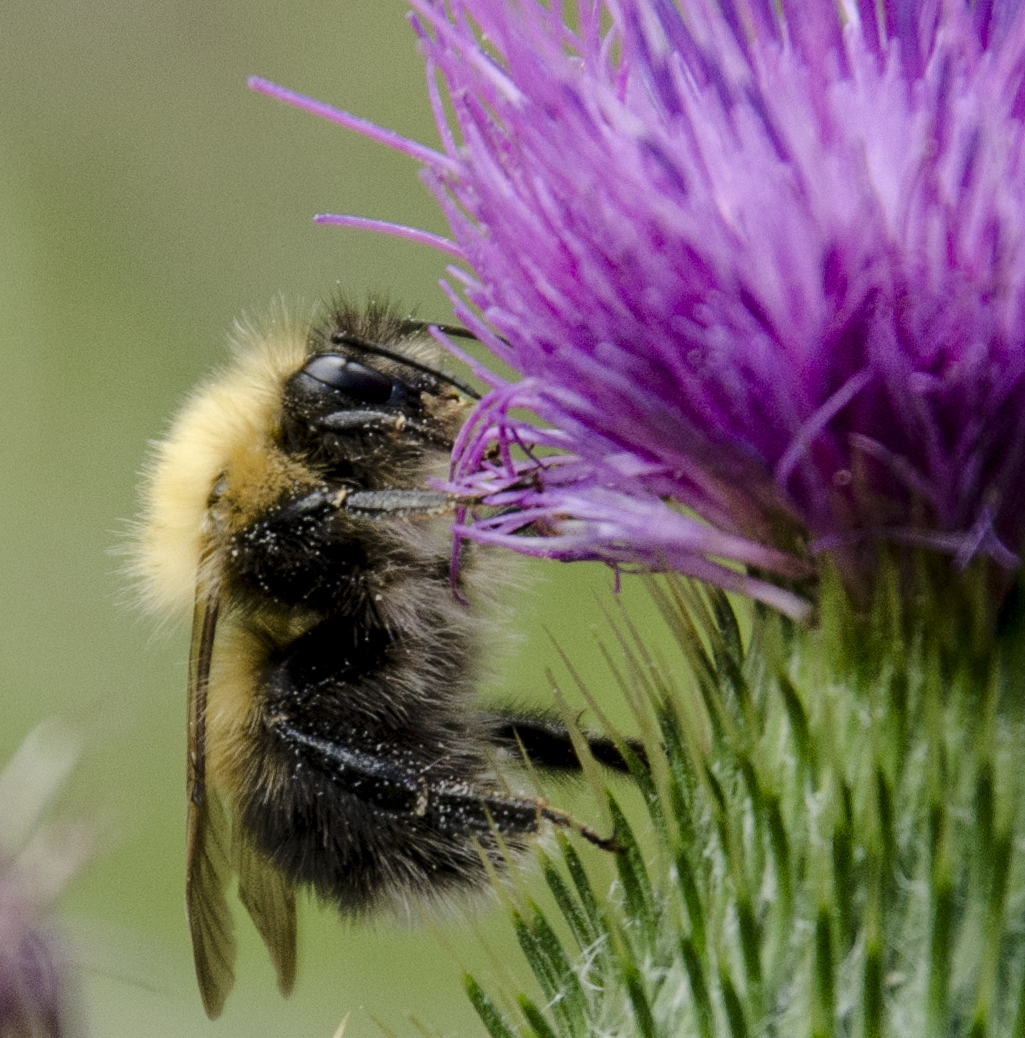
[419, 0, 1025, 619]
[258, 0, 1025, 619]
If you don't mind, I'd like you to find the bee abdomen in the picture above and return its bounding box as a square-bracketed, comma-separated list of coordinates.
[240, 716, 516, 912]
[240, 614, 530, 912]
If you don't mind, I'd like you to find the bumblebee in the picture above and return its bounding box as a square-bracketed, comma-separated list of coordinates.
[135, 301, 635, 1017]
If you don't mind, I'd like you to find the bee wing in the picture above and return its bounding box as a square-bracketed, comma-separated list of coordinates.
[186, 785, 237, 1017]
[186, 576, 237, 1019]
[237, 835, 297, 997]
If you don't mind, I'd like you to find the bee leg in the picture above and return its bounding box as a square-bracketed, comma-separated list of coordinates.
[424, 779, 622, 853]
[337, 488, 460, 518]
[536, 803, 622, 853]
[239, 486, 460, 543]
[269, 720, 621, 853]
[265, 485, 462, 521]
[487, 710, 649, 774]
[317, 409, 458, 449]
[272, 721, 431, 815]
[230, 487, 464, 610]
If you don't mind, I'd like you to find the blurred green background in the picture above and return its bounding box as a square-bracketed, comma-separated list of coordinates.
[0, 2, 652, 1035]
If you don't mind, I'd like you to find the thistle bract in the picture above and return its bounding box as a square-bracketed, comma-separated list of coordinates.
[391, 0, 1025, 617]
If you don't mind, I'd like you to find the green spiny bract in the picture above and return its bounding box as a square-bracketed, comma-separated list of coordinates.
[467, 572, 1025, 1038]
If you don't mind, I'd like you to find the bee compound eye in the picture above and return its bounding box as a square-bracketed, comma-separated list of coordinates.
[302, 355, 394, 405]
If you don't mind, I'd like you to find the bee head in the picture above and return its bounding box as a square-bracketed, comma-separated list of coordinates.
[280, 352, 424, 455]
[278, 325, 475, 485]
[133, 308, 478, 620]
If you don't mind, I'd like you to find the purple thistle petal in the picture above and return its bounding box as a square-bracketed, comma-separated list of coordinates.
[246, 76, 459, 172]
[394, 0, 1025, 609]
[312, 214, 464, 258]
[257, 0, 1025, 613]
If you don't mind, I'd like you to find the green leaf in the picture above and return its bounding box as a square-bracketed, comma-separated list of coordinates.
[517, 995, 560, 1038]
[812, 908, 835, 1038]
[720, 968, 750, 1038]
[541, 852, 595, 955]
[607, 793, 657, 951]
[622, 957, 658, 1038]
[679, 936, 715, 1038]
[464, 974, 518, 1038]
[560, 836, 610, 948]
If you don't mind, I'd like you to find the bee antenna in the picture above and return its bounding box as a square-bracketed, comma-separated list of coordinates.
[420, 322, 479, 341]
[329, 331, 482, 401]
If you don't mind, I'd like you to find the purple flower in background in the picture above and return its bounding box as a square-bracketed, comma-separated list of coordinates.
[254, 0, 1025, 618]
[0, 725, 86, 1038]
